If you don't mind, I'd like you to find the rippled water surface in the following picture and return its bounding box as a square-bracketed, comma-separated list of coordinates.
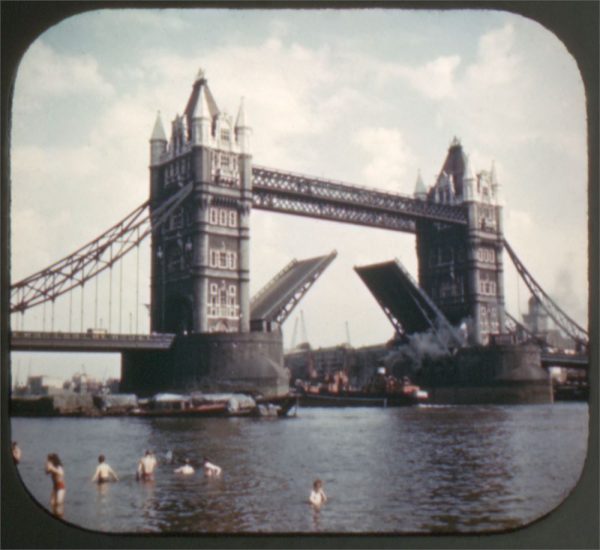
[11, 403, 588, 534]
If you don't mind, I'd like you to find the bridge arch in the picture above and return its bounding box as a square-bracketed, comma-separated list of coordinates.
[164, 293, 193, 334]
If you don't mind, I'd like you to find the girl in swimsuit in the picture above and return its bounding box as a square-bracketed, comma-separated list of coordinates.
[45, 453, 65, 516]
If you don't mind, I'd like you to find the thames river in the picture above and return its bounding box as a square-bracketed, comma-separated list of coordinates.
[10, 403, 588, 534]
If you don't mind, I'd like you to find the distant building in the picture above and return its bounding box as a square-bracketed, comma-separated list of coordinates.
[26, 375, 64, 396]
[522, 296, 573, 349]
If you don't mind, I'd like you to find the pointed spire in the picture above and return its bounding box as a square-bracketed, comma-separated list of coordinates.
[490, 161, 498, 185]
[185, 69, 219, 125]
[439, 171, 451, 188]
[414, 170, 427, 199]
[490, 160, 503, 206]
[463, 154, 474, 181]
[462, 154, 475, 202]
[235, 97, 248, 129]
[150, 111, 167, 166]
[235, 96, 251, 154]
[150, 111, 167, 142]
[192, 86, 213, 120]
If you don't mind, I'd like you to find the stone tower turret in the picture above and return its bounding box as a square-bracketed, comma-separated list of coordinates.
[149, 69, 252, 335]
[416, 138, 506, 345]
[413, 170, 427, 200]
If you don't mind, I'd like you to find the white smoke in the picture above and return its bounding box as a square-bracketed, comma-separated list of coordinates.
[385, 318, 468, 374]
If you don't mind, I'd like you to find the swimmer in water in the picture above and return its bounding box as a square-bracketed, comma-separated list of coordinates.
[91, 454, 119, 483]
[137, 450, 157, 481]
[309, 479, 327, 507]
[202, 457, 222, 477]
[45, 453, 65, 516]
[174, 458, 195, 475]
[12, 441, 22, 464]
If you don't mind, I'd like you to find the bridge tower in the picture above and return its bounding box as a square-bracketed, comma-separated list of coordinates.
[415, 138, 506, 345]
[121, 69, 287, 396]
[149, 69, 252, 335]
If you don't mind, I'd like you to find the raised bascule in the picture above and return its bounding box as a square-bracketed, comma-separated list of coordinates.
[10, 70, 589, 403]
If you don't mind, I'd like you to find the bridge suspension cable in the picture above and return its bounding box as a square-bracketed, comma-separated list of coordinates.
[503, 239, 588, 347]
[10, 184, 193, 314]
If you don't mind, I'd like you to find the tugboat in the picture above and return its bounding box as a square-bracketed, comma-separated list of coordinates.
[294, 367, 428, 407]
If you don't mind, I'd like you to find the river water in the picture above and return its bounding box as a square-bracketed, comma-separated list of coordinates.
[10, 403, 588, 534]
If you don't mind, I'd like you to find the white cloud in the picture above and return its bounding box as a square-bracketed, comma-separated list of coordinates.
[10, 208, 57, 277]
[14, 40, 114, 112]
[465, 23, 518, 87]
[369, 51, 461, 100]
[395, 55, 461, 100]
[354, 127, 416, 192]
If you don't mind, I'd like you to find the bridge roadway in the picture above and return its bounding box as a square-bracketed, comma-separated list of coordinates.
[540, 351, 589, 370]
[10, 331, 175, 353]
[10, 330, 588, 371]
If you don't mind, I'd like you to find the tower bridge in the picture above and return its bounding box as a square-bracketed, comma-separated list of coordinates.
[10, 70, 588, 400]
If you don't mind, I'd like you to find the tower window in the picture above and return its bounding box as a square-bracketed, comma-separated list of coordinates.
[227, 251, 237, 269]
[229, 211, 237, 227]
[478, 271, 497, 296]
[480, 305, 489, 330]
[220, 154, 231, 169]
[170, 209, 184, 230]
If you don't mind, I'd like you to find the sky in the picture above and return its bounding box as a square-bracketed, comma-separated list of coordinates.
[9, 8, 588, 383]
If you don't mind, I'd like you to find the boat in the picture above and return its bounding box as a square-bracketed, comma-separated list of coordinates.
[295, 388, 427, 407]
[130, 392, 298, 418]
[294, 369, 428, 408]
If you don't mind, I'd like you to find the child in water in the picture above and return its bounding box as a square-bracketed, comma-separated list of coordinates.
[137, 450, 157, 481]
[12, 441, 21, 464]
[309, 479, 327, 507]
[91, 454, 119, 483]
[202, 457, 222, 477]
[174, 458, 195, 475]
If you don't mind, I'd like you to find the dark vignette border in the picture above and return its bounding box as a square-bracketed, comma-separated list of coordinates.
[1, 1, 598, 548]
